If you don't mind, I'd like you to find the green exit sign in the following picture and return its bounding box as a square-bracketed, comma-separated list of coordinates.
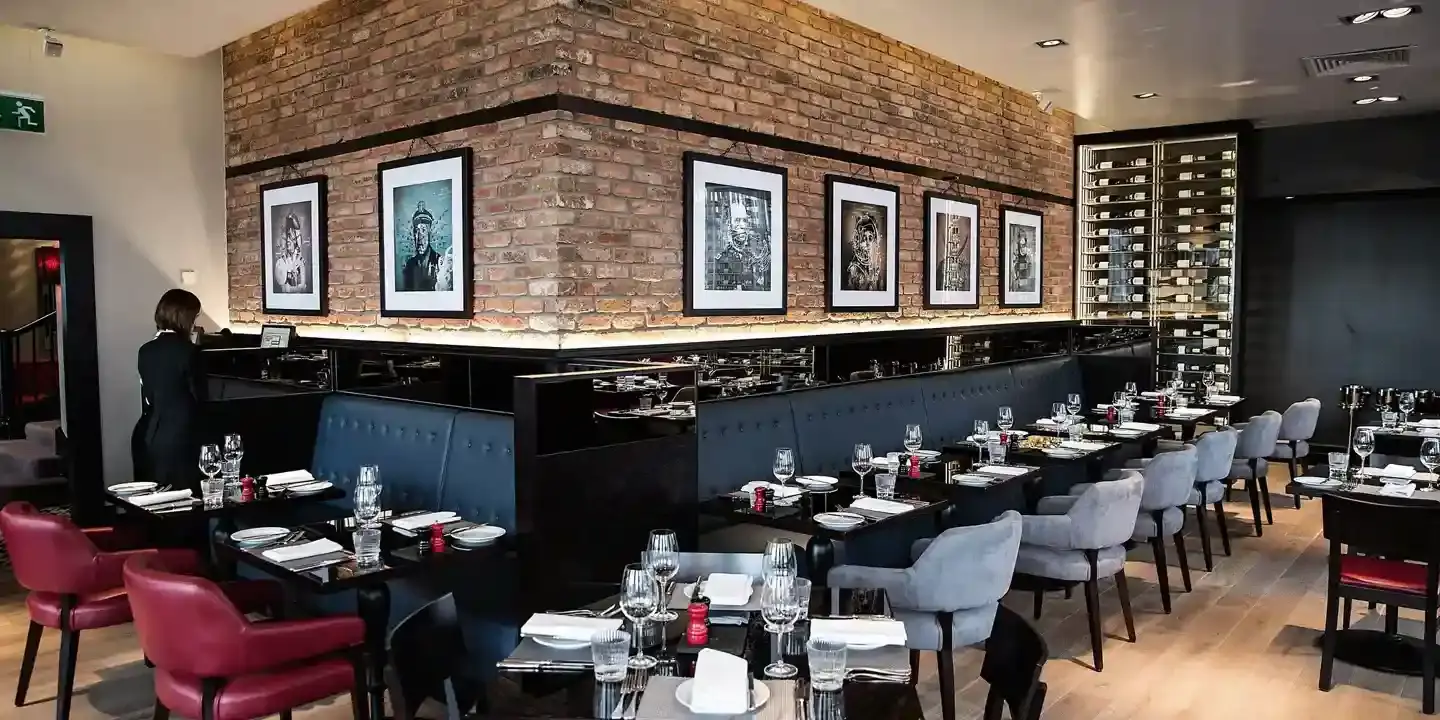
[0, 92, 45, 135]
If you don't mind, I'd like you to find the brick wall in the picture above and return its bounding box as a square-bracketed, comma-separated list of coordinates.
[223, 0, 1075, 346]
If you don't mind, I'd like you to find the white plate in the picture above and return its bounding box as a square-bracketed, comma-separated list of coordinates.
[794, 475, 839, 487]
[912, 450, 941, 459]
[676, 678, 770, 714]
[109, 482, 157, 496]
[847, 642, 884, 651]
[285, 481, 333, 495]
[1042, 448, 1086, 458]
[951, 474, 993, 486]
[230, 527, 290, 544]
[1295, 477, 1341, 487]
[531, 635, 590, 650]
[452, 525, 506, 545]
[814, 512, 865, 528]
[1380, 477, 1415, 486]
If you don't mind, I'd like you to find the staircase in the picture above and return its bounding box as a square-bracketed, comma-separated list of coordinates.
[0, 420, 64, 493]
[0, 312, 62, 499]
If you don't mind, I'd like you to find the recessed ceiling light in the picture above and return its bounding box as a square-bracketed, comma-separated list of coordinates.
[1286, 196, 1296, 200]
[1382, 6, 1414, 17]
[1344, 5, 1422, 23]
[1220, 79, 1258, 88]
[1134, 92, 1159, 99]
[1379, 95, 1403, 102]
[1349, 75, 1377, 82]
[1350, 10, 1381, 23]
[1035, 38, 1068, 48]
[1354, 97, 1379, 105]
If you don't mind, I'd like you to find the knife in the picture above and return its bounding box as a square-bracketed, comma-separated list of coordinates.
[289, 556, 350, 572]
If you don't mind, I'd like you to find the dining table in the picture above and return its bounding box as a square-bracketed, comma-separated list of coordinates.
[1087, 402, 1220, 441]
[214, 511, 510, 720]
[838, 452, 1043, 528]
[484, 584, 923, 719]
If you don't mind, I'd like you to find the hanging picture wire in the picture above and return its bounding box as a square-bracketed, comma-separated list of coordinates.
[719, 140, 759, 164]
[405, 135, 441, 158]
[279, 163, 302, 181]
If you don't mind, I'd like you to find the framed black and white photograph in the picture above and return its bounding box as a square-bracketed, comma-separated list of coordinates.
[1000, 205, 1044, 308]
[683, 152, 787, 315]
[378, 148, 473, 318]
[825, 175, 899, 311]
[260, 176, 327, 316]
[923, 192, 980, 309]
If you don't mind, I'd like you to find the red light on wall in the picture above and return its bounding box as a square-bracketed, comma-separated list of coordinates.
[35, 247, 60, 284]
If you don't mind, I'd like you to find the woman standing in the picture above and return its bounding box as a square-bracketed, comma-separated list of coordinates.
[131, 290, 207, 491]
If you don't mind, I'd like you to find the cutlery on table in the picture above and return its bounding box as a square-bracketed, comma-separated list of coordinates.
[289, 556, 350, 573]
[747, 676, 757, 712]
[498, 660, 590, 672]
[611, 673, 638, 719]
[623, 674, 648, 720]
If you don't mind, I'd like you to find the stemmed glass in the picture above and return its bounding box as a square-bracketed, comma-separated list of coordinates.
[1353, 428, 1376, 477]
[1067, 393, 1082, 419]
[973, 420, 990, 463]
[222, 434, 244, 485]
[1423, 439, 1440, 491]
[851, 444, 873, 497]
[645, 530, 680, 622]
[1051, 401, 1069, 427]
[760, 575, 803, 678]
[997, 406, 1014, 433]
[762, 538, 798, 579]
[1400, 391, 1418, 425]
[1124, 381, 1138, 401]
[198, 444, 222, 502]
[1202, 371, 1216, 399]
[621, 563, 660, 669]
[773, 448, 795, 486]
[903, 424, 923, 454]
[353, 483, 382, 528]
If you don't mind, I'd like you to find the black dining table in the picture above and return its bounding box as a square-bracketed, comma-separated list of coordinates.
[699, 485, 949, 584]
[1288, 463, 1440, 678]
[484, 585, 922, 719]
[1086, 403, 1219, 441]
[1368, 418, 1440, 457]
[838, 452, 1043, 528]
[214, 512, 509, 720]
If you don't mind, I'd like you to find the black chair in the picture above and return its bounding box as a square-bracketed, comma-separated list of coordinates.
[1318, 494, 1440, 714]
[982, 605, 1048, 720]
[386, 594, 479, 720]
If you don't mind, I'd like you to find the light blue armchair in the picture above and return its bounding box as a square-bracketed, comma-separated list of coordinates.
[1272, 398, 1321, 508]
[1230, 410, 1283, 537]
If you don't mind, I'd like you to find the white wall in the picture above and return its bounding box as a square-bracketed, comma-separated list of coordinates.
[0, 25, 228, 483]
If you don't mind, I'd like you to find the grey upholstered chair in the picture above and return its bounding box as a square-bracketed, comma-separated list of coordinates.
[1185, 427, 1239, 571]
[1012, 473, 1144, 671]
[1092, 447, 1199, 613]
[829, 511, 1022, 720]
[1272, 398, 1321, 508]
[1230, 410, 1283, 537]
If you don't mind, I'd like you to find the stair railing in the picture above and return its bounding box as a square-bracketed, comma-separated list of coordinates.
[0, 311, 58, 438]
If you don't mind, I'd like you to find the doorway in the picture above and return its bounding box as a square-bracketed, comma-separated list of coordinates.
[0, 212, 103, 524]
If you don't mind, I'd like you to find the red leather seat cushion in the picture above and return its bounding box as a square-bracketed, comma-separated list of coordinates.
[28, 589, 132, 630]
[1339, 556, 1430, 594]
[155, 659, 356, 720]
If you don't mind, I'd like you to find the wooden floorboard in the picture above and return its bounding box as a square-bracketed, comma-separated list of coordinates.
[0, 465, 1428, 718]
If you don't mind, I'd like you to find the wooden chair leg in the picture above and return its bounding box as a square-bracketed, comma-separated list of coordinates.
[1319, 586, 1340, 691]
[1259, 474, 1274, 525]
[1083, 577, 1104, 671]
[1290, 457, 1301, 509]
[1342, 598, 1353, 630]
[1246, 467, 1264, 537]
[1033, 590, 1043, 620]
[937, 611, 956, 720]
[1114, 571, 1137, 642]
[1214, 501, 1232, 555]
[1174, 530, 1193, 593]
[280, 712, 293, 720]
[15, 621, 41, 707]
[200, 679, 222, 720]
[1149, 518, 1173, 614]
[351, 651, 370, 720]
[1386, 605, 1399, 636]
[56, 626, 80, 720]
[908, 650, 920, 686]
[1424, 596, 1437, 714]
[151, 700, 170, 720]
[1064, 586, 1073, 600]
[1195, 502, 1214, 571]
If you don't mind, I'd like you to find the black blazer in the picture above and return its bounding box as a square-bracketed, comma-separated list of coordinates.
[132, 331, 208, 488]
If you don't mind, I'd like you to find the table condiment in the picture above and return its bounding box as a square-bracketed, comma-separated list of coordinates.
[686, 601, 710, 646]
[430, 523, 447, 552]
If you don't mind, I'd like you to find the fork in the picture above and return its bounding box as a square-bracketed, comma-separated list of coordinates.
[623, 672, 648, 720]
[611, 673, 637, 719]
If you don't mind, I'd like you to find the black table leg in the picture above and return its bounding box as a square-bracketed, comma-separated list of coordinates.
[1314, 629, 1440, 676]
[210, 517, 239, 579]
[356, 585, 391, 720]
[807, 538, 835, 585]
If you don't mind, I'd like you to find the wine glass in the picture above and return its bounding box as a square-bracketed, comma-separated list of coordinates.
[903, 424, 923, 453]
[851, 443, 873, 497]
[353, 483, 382, 528]
[773, 447, 795, 486]
[973, 420, 990, 463]
[198, 444, 222, 483]
[223, 433, 244, 474]
[762, 538, 798, 579]
[1067, 393, 1082, 418]
[645, 531, 680, 622]
[760, 575, 802, 678]
[1400, 391, 1417, 425]
[1353, 428, 1376, 476]
[1124, 381, 1138, 401]
[620, 563, 659, 669]
[1051, 401, 1069, 426]
[1423, 439, 1440, 491]
[997, 406, 1014, 432]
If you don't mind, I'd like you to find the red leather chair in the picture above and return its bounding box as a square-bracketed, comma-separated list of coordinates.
[0, 502, 203, 720]
[124, 552, 368, 720]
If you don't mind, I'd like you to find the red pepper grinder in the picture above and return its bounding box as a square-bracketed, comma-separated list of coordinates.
[430, 522, 447, 552]
[908, 453, 920, 478]
[752, 485, 768, 513]
[240, 476, 254, 502]
[685, 600, 710, 646]
[1106, 404, 1118, 423]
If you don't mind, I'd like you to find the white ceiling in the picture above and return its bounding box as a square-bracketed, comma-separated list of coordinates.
[805, 0, 1440, 131]
[0, 0, 323, 57]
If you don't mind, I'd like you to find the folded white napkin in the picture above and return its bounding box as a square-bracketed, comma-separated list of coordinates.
[1141, 391, 1163, 398]
[520, 613, 622, 642]
[1060, 440, 1108, 452]
[1208, 394, 1242, 403]
[130, 490, 195, 507]
[392, 511, 459, 531]
[262, 538, 344, 562]
[849, 497, 914, 515]
[1119, 422, 1162, 432]
[1035, 418, 1062, 426]
[740, 481, 804, 499]
[1166, 408, 1209, 418]
[690, 649, 749, 714]
[1381, 464, 1417, 479]
[1093, 404, 1114, 411]
[977, 465, 1029, 476]
[810, 618, 908, 647]
[1420, 428, 1440, 437]
[1413, 419, 1440, 428]
[1381, 484, 1417, 498]
[952, 473, 993, 485]
[699, 573, 753, 606]
[264, 469, 315, 487]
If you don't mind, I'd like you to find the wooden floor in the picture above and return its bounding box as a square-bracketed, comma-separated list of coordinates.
[0, 465, 1429, 719]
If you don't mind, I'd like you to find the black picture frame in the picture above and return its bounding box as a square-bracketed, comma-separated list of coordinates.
[258, 175, 329, 316]
[825, 175, 901, 312]
[999, 204, 1044, 308]
[377, 148, 474, 319]
[682, 151, 789, 316]
[922, 191, 982, 310]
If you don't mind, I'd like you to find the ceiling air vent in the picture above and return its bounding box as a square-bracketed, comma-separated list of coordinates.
[1302, 46, 1413, 77]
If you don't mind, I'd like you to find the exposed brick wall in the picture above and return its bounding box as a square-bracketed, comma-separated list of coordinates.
[223, 0, 1075, 344]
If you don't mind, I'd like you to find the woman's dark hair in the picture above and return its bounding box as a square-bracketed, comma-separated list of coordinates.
[153, 289, 202, 335]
